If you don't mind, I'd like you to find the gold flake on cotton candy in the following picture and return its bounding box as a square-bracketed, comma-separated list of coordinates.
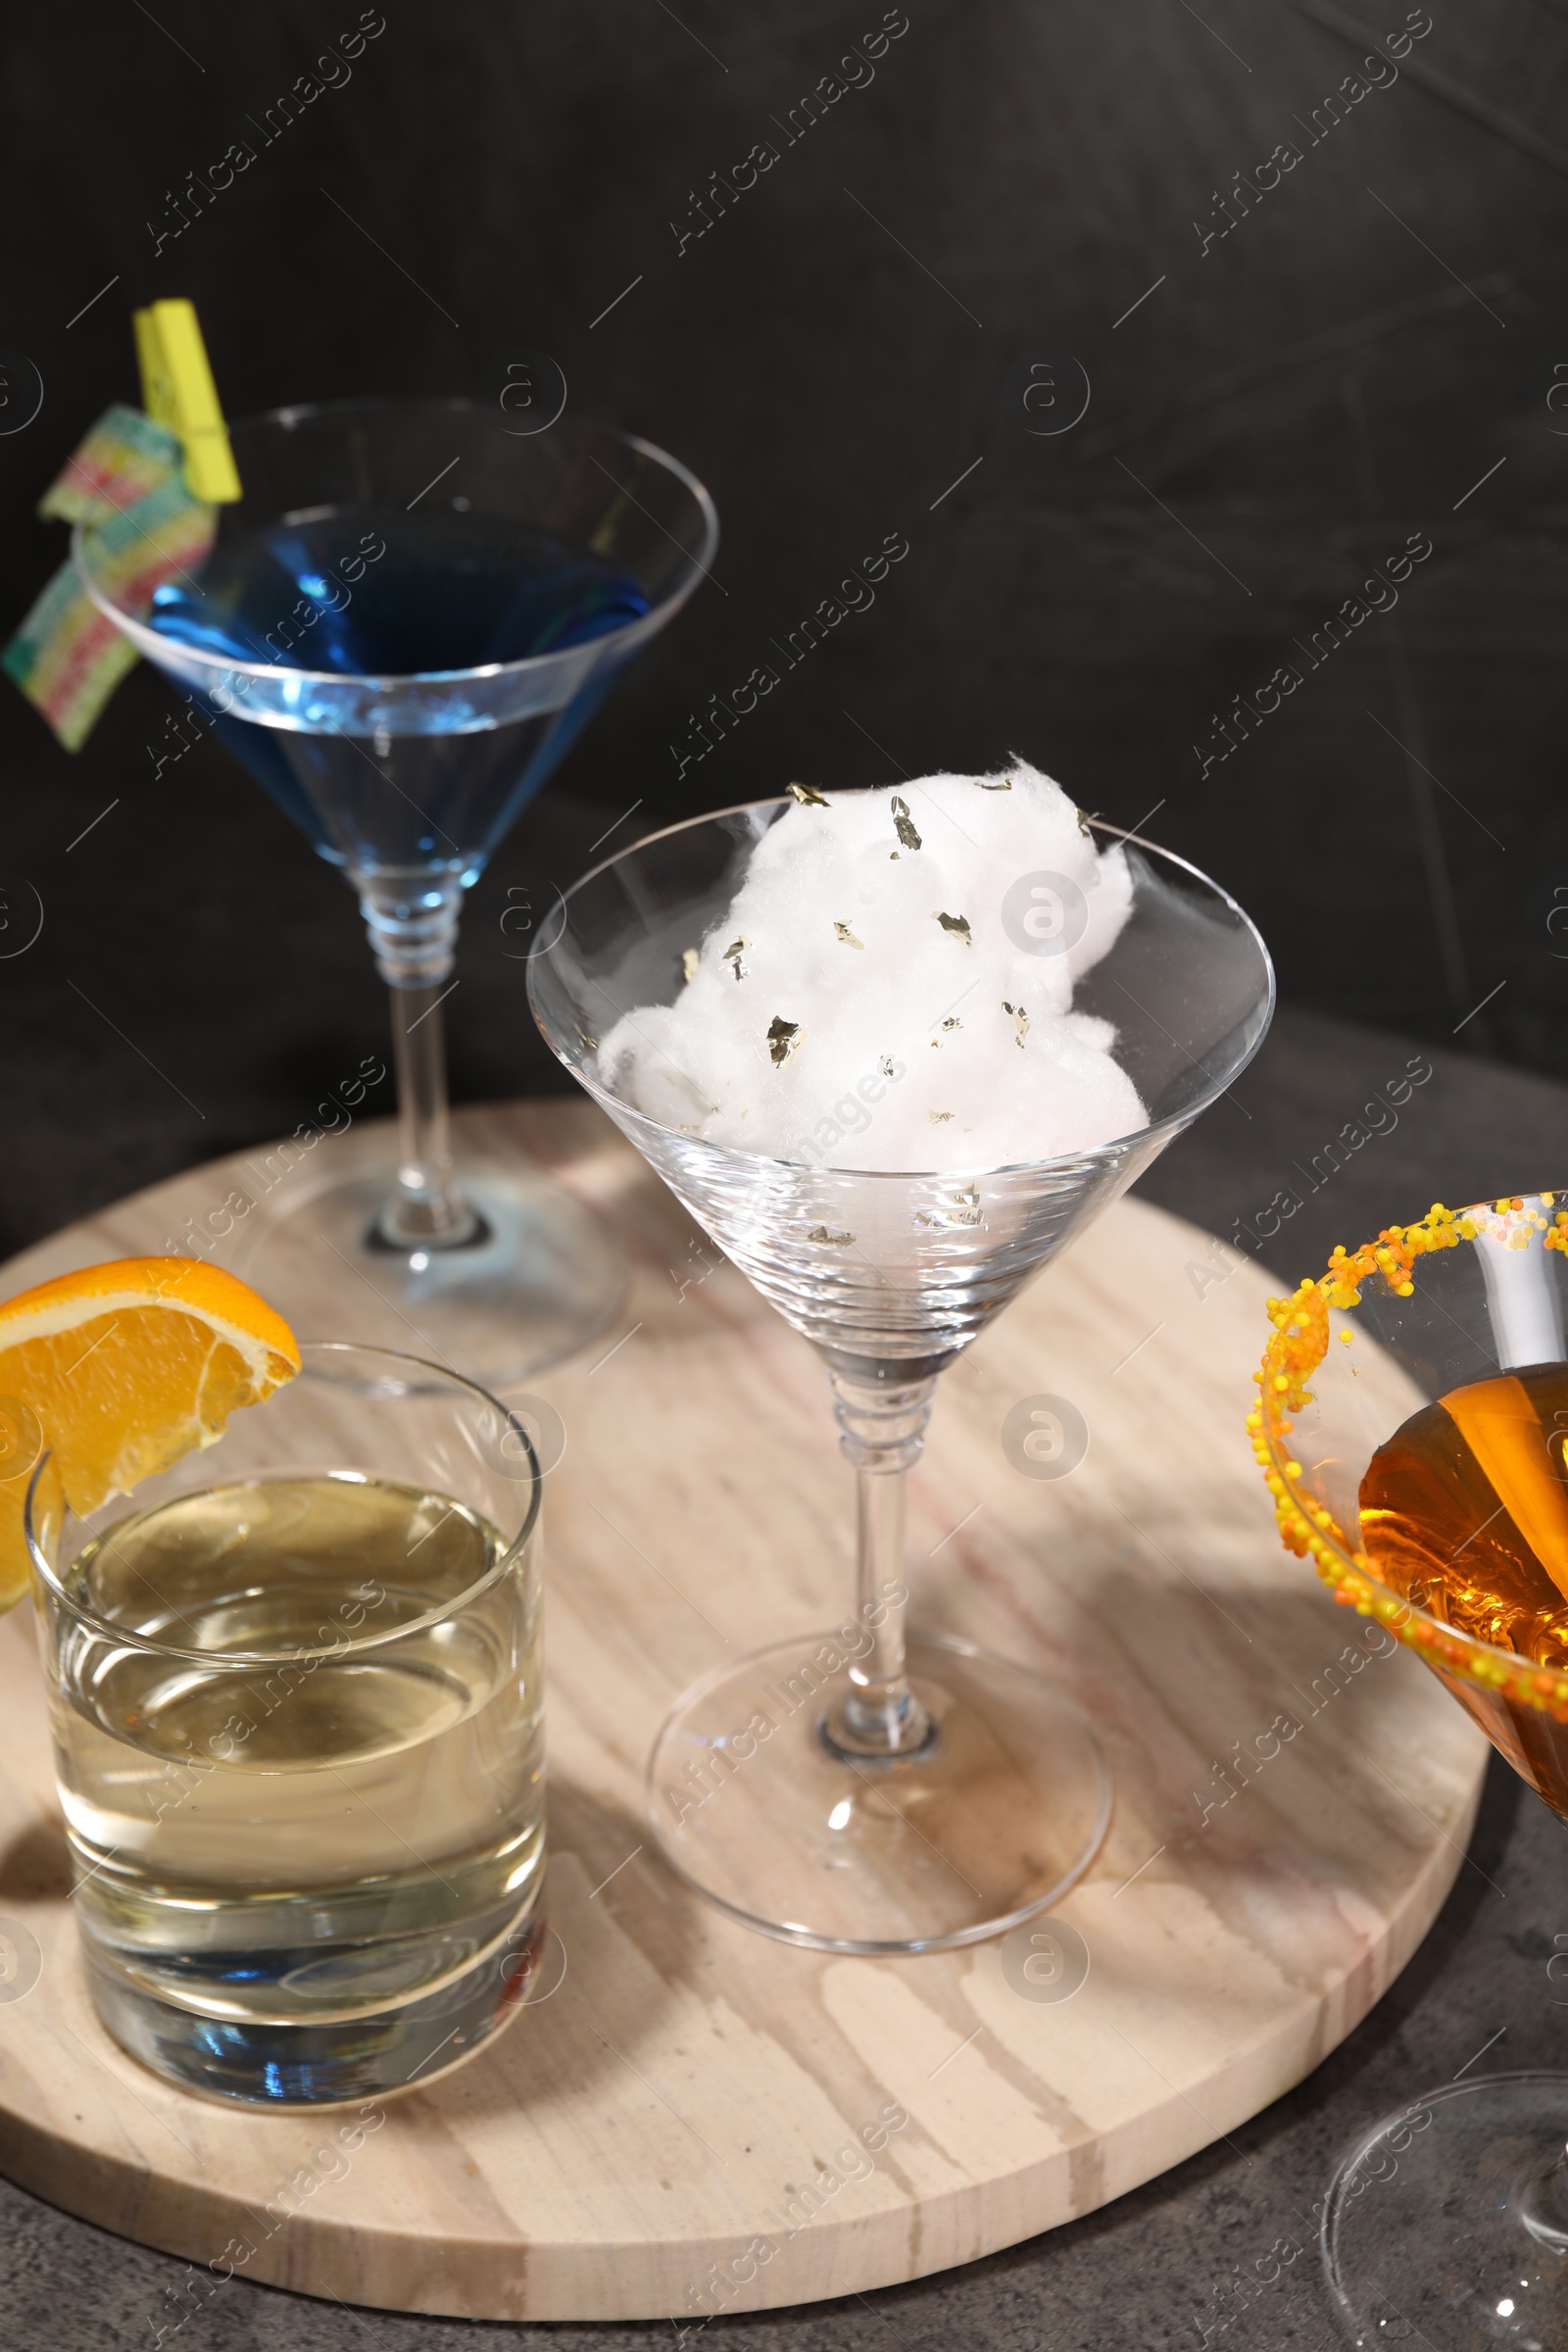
[890, 796, 922, 851]
[977, 775, 1012, 791]
[722, 938, 749, 982]
[834, 921, 864, 949]
[807, 1226, 854, 1246]
[788, 781, 830, 806]
[929, 1109, 953, 1124]
[934, 911, 972, 944]
[766, 1016, 803, 1068]
[681, 948, 700, 984]
[1003, 1001, 1029, 1048]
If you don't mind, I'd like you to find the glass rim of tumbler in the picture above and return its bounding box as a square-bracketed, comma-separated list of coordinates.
[70, 396, 720, 691]
[23, 1338, 542, 1669]
[528, 798, 1277, 1183]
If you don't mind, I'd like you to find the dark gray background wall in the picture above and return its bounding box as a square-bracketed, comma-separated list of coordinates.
[2, 0, 1565, 1250]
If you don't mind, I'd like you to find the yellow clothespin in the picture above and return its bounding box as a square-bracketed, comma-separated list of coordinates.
[133, 299, 241, 503]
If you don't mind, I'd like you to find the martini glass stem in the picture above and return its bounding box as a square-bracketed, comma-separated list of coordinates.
[384, 984, 478, 1244]
[822, 1369, 938, 1760]
[360, 873, 484, 1250]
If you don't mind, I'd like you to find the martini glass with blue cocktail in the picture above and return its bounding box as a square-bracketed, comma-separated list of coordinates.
[74, 397, 717, 1380]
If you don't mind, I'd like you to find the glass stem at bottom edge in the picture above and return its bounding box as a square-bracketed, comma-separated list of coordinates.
[821, 1369, 939, 1761]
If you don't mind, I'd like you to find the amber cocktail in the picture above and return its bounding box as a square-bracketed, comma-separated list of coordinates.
[1255, 1194, 1568, 2347]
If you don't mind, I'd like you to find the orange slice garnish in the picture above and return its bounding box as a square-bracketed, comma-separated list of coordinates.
[0, 1257, 299, 1609]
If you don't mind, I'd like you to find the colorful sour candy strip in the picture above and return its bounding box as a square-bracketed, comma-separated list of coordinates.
[3, 408, 214, 752]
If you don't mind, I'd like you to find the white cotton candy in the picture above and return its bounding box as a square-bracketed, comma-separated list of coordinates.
[596, 760, 1146, 1172]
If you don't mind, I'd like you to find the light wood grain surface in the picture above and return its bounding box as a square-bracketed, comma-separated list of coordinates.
[0, 1102, 1486, 2322]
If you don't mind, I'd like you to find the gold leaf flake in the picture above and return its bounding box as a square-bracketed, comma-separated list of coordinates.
[834, 921, 864, 949]
[916, 1189, 984, 1230]
[934, 911, 972, 944]
[942, 1016, 961, 1031]
[878, 1054, 898, 1077]
[929, 1109, 953, 1124]
[889, 851, 900, 860]
[977, 775, 1012, 791]
[1076, 806, 1094, 838]
[890, 795, 922, 851]
[722, 937, 749, 982]
[808, 1226, 855, 1246]
[681, 948, 700, 984]
[788, 781, 830, 806]
[767, 1015, 803, 1068]
[1003, 1000, 1029, 1048]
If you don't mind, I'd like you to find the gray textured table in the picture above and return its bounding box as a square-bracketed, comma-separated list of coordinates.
[2, 1003, 1564, 2351]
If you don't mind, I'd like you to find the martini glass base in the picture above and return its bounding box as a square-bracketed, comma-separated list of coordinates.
[1324, 2075, 1568, 2347]
[238, 1162, 627, 1387]
[648, 1633, 1110, 1955]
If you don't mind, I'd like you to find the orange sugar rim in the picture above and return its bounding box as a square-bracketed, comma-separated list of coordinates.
[1250, 1193, 1568, 1720]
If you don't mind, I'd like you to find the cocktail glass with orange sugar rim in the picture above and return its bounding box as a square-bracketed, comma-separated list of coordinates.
[0, 1255, 550, 2105]
[1253, 1191, 1568, 2347]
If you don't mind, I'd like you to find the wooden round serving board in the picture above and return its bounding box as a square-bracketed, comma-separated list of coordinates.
[0, 1102, 1486, 2323]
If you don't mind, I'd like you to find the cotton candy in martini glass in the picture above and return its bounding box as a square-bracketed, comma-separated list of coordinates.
[529, 769, 1274, 1953]
[597, 761, 1144, 1173]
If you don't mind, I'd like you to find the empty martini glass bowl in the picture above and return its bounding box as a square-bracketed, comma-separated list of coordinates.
[74, 397, 718, 1383]
[530, 797, 1274, 1953]
[1255, 1191, 1568, 2347]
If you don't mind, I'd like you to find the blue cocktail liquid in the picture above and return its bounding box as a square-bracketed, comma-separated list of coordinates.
[146, 508, 650, 879]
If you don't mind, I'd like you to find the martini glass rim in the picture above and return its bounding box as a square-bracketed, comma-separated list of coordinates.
[1255, 1188, 1568, 1706]
[69, 401, 721, 694]
[527, 796, 1278, 1185]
